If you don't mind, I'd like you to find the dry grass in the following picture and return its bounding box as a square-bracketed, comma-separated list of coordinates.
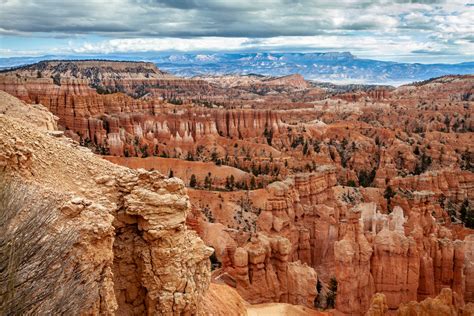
[0, 175, 92, 315]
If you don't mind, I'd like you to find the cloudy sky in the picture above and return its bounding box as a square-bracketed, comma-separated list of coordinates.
[0, 0, 473, 63]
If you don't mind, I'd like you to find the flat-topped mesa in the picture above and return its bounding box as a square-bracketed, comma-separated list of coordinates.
[393, 75, 474, 102]
[3, 60, 175, 80]
[200, 73, 312, 94]
[262, 74, 310, 89]
[0, 60, 217, 100]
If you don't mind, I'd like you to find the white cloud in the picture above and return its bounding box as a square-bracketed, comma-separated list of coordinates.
[66, 34, 468, 61]
[72, 37, 251, 53]
[0, 0, 472, 62]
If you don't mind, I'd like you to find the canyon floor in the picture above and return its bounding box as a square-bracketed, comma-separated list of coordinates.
[0, 60, 473, 315]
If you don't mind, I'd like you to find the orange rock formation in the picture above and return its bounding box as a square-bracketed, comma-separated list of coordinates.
[1, 61, 473, 315]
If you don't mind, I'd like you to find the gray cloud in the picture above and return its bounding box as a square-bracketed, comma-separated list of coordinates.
[0, 0, 464, 37]
[462, 34, 474, 43]
[0, 0, 472, 62]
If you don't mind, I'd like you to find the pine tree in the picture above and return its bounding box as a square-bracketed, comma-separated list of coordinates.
[250, 176, 256, 190]
[225, 175, 235, 191]
[326, 277, 338, 309]
[460, 199, 474, 228]
[263, 126, 273, 146]
[314, 279, 323, 308]
[204, 172, 212, 190]
[189, 174, 197, 188]
[358, 168, 376, 187]
[384, 186, 396, 213]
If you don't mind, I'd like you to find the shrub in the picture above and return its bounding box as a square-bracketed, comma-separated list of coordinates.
[346, 180, 356, 187]
[168, 98, 183, 105]
[186, 152, 195, 161]
[140, 144, 148, 158]
[0, 177, 90, 315]
[96, 85, 112, 95]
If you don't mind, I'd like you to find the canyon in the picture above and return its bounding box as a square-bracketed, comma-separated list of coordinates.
[0, 60, 473, 315]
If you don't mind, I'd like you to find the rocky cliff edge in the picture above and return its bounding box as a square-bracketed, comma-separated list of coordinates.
[0, 92, 212, 315]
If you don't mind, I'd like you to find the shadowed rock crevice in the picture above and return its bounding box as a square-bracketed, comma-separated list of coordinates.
[112, 219, 148, 315]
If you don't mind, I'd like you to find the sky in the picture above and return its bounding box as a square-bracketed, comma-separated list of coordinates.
[0, 0, 473, 63]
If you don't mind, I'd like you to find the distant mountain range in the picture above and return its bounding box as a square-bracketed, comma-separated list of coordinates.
[1, 52, 472, 85]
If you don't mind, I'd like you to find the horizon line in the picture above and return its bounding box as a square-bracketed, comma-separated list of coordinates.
[1, 52, 473, 66]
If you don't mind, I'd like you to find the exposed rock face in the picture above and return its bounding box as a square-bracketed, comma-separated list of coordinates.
[112, 173, 212, 315]
[366, 288, 474, 316]
[365, 293, 388, 316]
[389, 170, 474, 203]
[230, 234, 318, 307]
[464, 235, 474, 303]
[393, 75, 474, 102]
[334, 88, 391, 103]
[200, 74, 311, 94]
[6, 60, 172, 78]
[371, 227, 419, 308]
[257, 170, 339, 269]
[335, 227, 375, 314]
[396, 288, 471, 316]
[0, 97, 212, 314]
[199, 283, 248, 316]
